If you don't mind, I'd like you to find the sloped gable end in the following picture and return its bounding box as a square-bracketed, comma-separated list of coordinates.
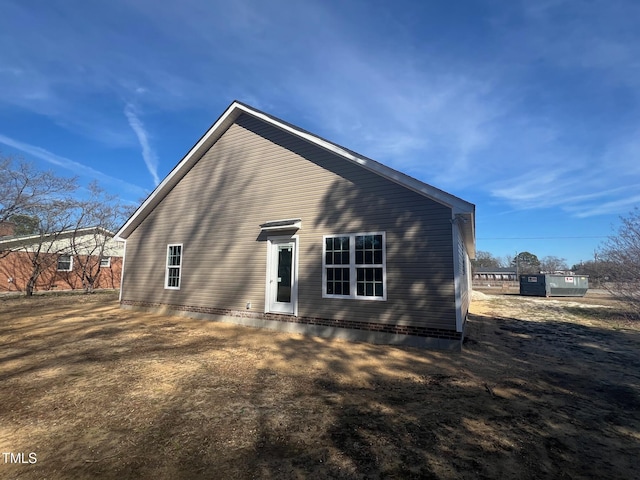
[116, 101, 475, 255]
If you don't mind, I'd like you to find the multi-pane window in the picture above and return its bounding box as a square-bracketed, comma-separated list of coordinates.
[355, 234, 384, 297]
[165, 244, 182, 289]
[323, 232, 386, 300]
[57, 254, 73, 271]
[325, 236, 350, 296]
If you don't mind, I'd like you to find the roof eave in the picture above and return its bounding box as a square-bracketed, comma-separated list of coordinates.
[0, 227, 115, 249]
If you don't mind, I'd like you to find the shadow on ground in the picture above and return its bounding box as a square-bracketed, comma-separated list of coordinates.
[0, 293, 639, 479]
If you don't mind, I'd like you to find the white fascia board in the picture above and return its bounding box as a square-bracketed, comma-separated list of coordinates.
[0, 227, 113, 249]
[453, 212, 476, 260]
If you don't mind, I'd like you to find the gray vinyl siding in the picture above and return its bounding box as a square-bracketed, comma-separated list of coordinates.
[122, 113, 457, 330]
[455, 225, 470, 331]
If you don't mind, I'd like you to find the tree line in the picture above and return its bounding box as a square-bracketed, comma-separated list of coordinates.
[472, 208, 640, 315]
[0, 155, 136, 295]
[472, 251, 572, 275]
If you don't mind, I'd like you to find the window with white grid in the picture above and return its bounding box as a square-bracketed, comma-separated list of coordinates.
[165, 244, 183, 289]
[323, 232, 386, 300]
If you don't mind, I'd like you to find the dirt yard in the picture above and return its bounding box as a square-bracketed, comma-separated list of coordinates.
[1, 291, 638, 479]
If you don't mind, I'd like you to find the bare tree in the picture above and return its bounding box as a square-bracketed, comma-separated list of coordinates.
[22, 198, 79, 296]
[0, 155, 79, 295]
[503, 254, 514, 269]
[0, 157, 135, 295]
[600, 207, 640, 316]
[69, 182, 129, 292]
[0, 155, 77, 224]
[540, 256, 569, 273]
[471, 251, 504, 272]
[572, 259, 618, 287]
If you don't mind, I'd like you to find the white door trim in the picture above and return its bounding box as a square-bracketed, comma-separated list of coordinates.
[265, 235, 299, 316]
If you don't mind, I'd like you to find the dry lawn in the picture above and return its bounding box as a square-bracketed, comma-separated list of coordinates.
[0, 291, 639, 479]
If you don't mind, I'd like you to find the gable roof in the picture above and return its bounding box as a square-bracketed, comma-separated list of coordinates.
[0, 227, 115, 249]
[0, 227, 122, 257]
[115, 101, 475, 255]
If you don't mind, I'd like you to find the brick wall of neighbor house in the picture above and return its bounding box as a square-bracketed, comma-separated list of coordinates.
[0, 221, 16, 237]
[0, 251, 122, 292]
[121, 113, 459, 334]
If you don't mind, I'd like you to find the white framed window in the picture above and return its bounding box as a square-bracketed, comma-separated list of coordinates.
[165, 244, 183, 290]
[57, 254, 73, 272]
[100, 256, 111, 268]
[323, 232, 386, 300]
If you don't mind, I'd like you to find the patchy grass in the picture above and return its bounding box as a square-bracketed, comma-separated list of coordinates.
[0, 292, 639, 479]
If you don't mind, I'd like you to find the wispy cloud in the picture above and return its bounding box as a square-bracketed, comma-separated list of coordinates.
[124, 104, 160, 186]
[571, 192, 640, 218]
[0, 133, 148, 197]
[517, 0, 640, 82]
[490, 161, 640, 218]
[0, 0, 502, 184]
[1, 0, 639, 223]
[490, 168, 577, 208]
[273, 32, 504, 191]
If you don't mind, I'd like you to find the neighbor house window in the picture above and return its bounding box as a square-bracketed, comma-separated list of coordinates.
[100, 256, 111, 268]
[323, 232, 386, 300]
[165, 244, 182, 289]
[57, 255, 73, 272]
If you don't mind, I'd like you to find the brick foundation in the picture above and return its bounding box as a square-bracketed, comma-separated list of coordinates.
[120, 299, 462, 341]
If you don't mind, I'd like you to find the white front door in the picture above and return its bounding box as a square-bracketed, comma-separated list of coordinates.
[266, 237, 297, 315]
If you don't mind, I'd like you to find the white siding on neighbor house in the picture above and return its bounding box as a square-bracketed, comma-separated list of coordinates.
[0, 232, 122, 256]
[122, 113, 459, 331]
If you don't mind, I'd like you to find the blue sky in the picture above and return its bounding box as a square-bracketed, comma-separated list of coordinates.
[1, 0, 638, 267]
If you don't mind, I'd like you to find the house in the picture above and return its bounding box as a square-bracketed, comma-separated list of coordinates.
[473, 267, 517, 284]
[115, 101, 476, 350]
[0, 226, 123, 293]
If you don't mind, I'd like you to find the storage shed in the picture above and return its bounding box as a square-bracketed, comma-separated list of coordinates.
[520, 274, 589, 297]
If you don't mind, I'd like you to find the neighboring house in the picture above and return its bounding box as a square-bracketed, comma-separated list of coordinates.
[473, 267, 518, 283]
[116, 101, 476, 350]
[0, 226, 123, 293]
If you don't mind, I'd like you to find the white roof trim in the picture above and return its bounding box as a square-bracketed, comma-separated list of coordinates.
[0, 227, 115, 248]
[116, 101, 475, 241]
